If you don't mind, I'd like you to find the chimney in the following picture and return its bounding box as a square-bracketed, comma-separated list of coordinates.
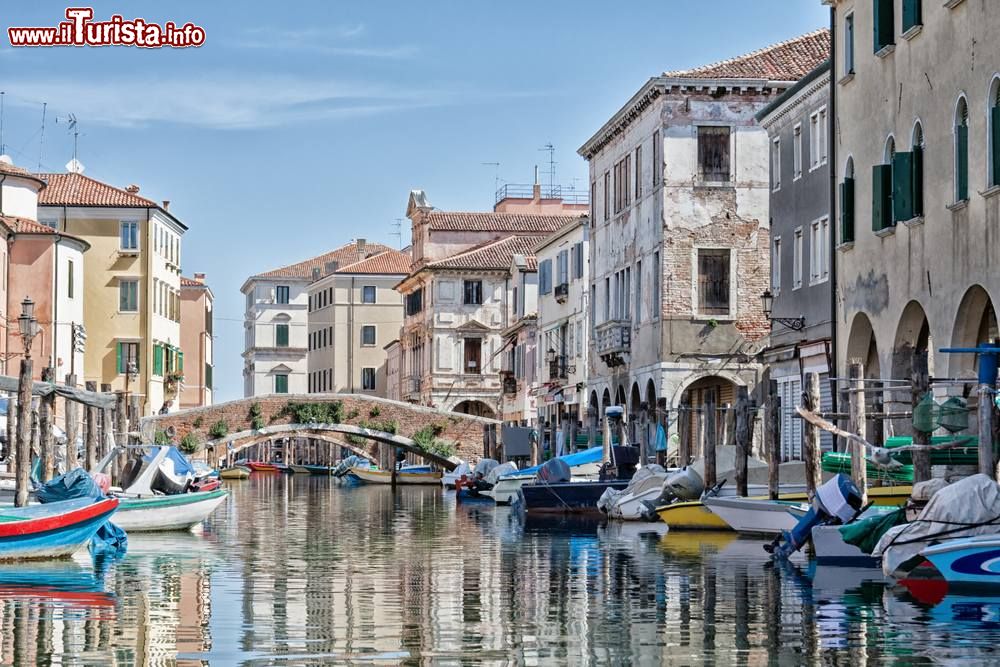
[162, 200, 170, 210]
[312, 267, 321, 281]
[532, 165, 541, 201]
[125, 184, 140, 194]
[356, 238, 367, 253]
[193, 272, 206, 282]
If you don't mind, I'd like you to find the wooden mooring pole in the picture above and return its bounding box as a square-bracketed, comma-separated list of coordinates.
[39, 367, 55, 482]
[802, 372, 822, 499]
[703, 394, 717, 489]
[64, 374, 78, 470]
[979, 381, 996, 477]
[910, 351, 932, 483]
[115, 392, 127, 485]
[14, 357, 33, 507]
[766, 380, 781, 501]
[848, 363, 868, 504]
[84, 381, 98, 471]
[734, 387, 750, 497]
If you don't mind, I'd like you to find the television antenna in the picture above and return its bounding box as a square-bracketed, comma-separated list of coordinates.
[56, 113, 84, 173]
[37, 102, 47, 171]
[538, 143, 556, 191]
[481, 161, 500, 202]
[391, 218, 403, 249]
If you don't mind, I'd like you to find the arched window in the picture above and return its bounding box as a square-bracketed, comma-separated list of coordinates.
[955, 96, 970, 202]
[989, 78, 1000, 187]
[840, 157, 855, 243]
[911, 121, 924, 217]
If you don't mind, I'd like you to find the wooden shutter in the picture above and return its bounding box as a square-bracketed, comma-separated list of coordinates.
[957, 124, 970, 201]
[116, 342, 124, 374]
[912, 146, 923, 216]
[276, 324, 289, 347]
[153, 345, 164, 376]
[892, 151, 914, 223]
[872, 164, 893, 231]
[991, 106, 1000, 187]
[874, 0, 894, 52]
[902, 0, 921, 33]
[840, 178, 855, 243]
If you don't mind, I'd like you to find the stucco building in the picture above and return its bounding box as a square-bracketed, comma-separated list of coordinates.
[577, 30, 830, 455]
[179, 273, 214, 409]
[306, 245, 410, 396]
[500, 253, 539, 427]
[827, 0, 1000, 441]
[241, 239, 394, 397]
[757, 61, 835, 458]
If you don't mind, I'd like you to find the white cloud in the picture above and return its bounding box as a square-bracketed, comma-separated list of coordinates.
[232, 24, 417, 58]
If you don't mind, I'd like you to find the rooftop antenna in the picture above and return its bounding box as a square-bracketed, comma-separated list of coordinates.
[37, 102, 47, 171]
[538, 142, 556, 192]
[481, 161, 500, 202]
[391, 218, 403, 249]
[57, 113, 84, 173]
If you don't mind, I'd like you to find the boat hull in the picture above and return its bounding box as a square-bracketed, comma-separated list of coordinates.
[922, 536, 1000, 586]
[521, 480, 630, 514]
[346, 468, 442, 486]
[656, 501, 731, 530]
[606, 486, 667, 521]
[246, 462, 279, 473]
[115, 489, 228, 532]
[219, 466, 250, 480]
[0, 498, 119, 561]
[703, 497, 808, 536]
[289, 465, 312, 474]
[811, 524, 881, 566]
[491, 476, 534, 505]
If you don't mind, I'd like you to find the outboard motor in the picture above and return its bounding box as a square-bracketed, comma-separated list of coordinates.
[766, 474, 865, 560]
[537, 458, 571, 484]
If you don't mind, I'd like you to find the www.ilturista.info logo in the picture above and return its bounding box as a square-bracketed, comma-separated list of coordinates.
[8, 7, 205, 48]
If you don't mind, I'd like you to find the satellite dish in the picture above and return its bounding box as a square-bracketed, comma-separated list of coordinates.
[66, 158, 85, 174]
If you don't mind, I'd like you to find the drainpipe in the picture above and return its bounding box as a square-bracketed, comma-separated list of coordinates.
[144, 208, 151, 415]
[53, 234, 59, 371]
[828, 7, 839, 423]
[348, 276, 355, 392]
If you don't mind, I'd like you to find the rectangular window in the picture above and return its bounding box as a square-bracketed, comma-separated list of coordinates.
[840, 178, 856, 243]
[623, 267, 631, 320]
[652, 129, 662, 185]
[275, 285, 289, 305]
[810, 218, 829, 285]
[557, 250, 569, 287]
[698, 126, 730, 183]
[603, 171, 611, 221]
[539, 259, 552, 295]
[635, 260, 642, 324]
[772, 237, 782, 293]
[463, 280, 483, 305]
[590, 181, 597, 223]
[275, 323, 289, 347]
[361, 325, 376, 346]
[793, 228, 803, 289]
[902, 0, 922, 34]
[116, 341, 139, 374]
[275, 374, 289, 394]
[771, 137, 781, 191]
[362, 285, 376, 304]
[697, 249, 731, 315]
[405, 288, 423, 315]
[604, 277, 611, 322]
[844, 12, 855, 74]
[793, 124, 803, 180]
[634, 145, 642, 198]
[873, 0, 895, 53]
[652, 251, 660, 320]
[576, 321, 583, 357]
[67, 260, 74, 299]
[956, 121, 970, 202]
[119, 221, 139, 251]
[590, 284, 597, 328]
[572, 242, 584, 279]
[362, 367, 376, 391]
[810, 108, 828, 169]
[119, 279, 139, 312]
[872, 164, 894, 231]
[463, 338, 482, 374]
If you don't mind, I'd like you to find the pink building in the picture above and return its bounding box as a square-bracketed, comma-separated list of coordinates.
[180, 274, 213, 408]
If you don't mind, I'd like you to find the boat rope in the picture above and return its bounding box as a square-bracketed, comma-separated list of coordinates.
[540, 481, 576, 511]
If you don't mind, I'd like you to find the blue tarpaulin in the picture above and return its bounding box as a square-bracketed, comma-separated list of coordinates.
[509, 446, 604, 478]
[143, 446, 196, 477]
[655, 424, 668, 452]
[36, 469, 128, 557]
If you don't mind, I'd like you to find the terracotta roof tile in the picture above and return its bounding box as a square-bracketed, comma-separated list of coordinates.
[0, 160, 46, 186]
[664, 29, 830, 82]
[252, 241, 396, 280]
[35, 172, 158, 207]
[425, 211, 583, 233]
[1, 216, 55, 235]
[335, 249, 411, 275]
[180, 276, 207, 288]
[428, 236, 541, 271]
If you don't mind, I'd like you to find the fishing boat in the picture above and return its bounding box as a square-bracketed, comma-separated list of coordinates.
[702, 496, 810, 536]
[0, 497, 119, 561]
[113, 489, 228, 532]
[219, 466, 251, 480]
[921, 535, 1000, 586]
[246, 461, 279, 473]
[346, 467, 442, 485]
[598, 465, 670, 520]
[303, 464, 334, 475]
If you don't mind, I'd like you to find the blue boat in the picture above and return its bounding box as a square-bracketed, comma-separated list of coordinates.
[922, 535, 1000, 586]
[0, 497, 119, 561]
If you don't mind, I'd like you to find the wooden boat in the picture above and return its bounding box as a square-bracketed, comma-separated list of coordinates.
[921, 535, 1000, 586]
[0, 497, 119, 561]
[289, 465, 312, 474]
[114, 488, 228, 532]
[702, 496, 809, 536]
[656, 500, 731, 530]
[246, 461, 279, 473]
[219, 466, 251, 480]
[304, 464, 333, 475]
[346, 467, 442, 486]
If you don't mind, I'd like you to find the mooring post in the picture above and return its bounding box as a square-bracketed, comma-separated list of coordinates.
[802, 372, 822, 500]
[703, 394, 717, 489]
[979, 382, 996, 478]
[848, 363, 868, 504]
[14, 356, 33, 507]
[4, 389, 15, 463]
[100, 383, 113, 463]
[84, 381, 98, 471]
[39, 367, 55, 482]
[114, 392, 127, 484]
[910, 350, 932, 482]
[766, 380, 781, 500]
[128, 395, 140, 445]
[734, 387, 750, 497]
[678, 404, 690, 467]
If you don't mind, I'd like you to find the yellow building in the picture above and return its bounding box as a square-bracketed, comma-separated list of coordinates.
[36, 171, 187, 415]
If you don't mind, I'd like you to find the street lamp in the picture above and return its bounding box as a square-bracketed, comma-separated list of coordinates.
[17, 297, 39, 358]
[760, 289, 806, 332]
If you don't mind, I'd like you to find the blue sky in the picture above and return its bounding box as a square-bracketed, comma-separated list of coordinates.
[0, 1, 829, 402]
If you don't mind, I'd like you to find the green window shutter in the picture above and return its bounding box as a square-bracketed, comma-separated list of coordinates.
[276, 324, 289, 347]
[957, 124, 969, 201]
[872, 164, 893, 231]
[275, 375, 288, 394]
[116, 342, 123, 374]
[153, 345, 163, 376]
[178, 352, 184, 372]
[874, 0, 895, 52]
[991, 106, 1000, 187]
[892, 151, 914, 223]
[205, 363, 213, 388]
[902, 0, 922, 33]
[840, 178, 855, 243]
[912, 146, 924, 216]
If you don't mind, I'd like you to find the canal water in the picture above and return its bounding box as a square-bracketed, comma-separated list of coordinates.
[3, 475, 1000, 665]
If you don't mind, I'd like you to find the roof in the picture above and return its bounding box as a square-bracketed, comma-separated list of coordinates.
[0, 215, 90, 248]
[249, 240, 396, 282]
[0, 160, 46, 187]
[35, 172, 158, 208]
[180, 276, 207, 288]
[664, 29, 830, 82]
[335, 248, 411, 275]
[427, 235, 542, 271]
[424, 211, 582, 234]
[755, 59, 831, 124]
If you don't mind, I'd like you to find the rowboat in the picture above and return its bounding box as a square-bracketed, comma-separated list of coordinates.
[219, 466, 251, 480]
[113, 488, 229, 532]
[346, 467, 442, 485]
[0, 497, 119, 561]
[702, 496, 810, 536]
[921, 535, 1000, 586]
[245, 462, 279, 473]
[442, 462, 470, 489]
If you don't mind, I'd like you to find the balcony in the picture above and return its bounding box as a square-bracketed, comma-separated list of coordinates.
[554, 282, 569, 303]
[500, 371, 517, 396]
[595, 320, 631, 368]
[405, 375, 422, 400]
[548, 355, 571, 381]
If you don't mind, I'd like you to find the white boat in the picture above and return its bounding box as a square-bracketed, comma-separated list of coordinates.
[442, 462, 470, 489]
[702, 496, 809, 536]
[347, 467, 442, 485]
[811, 506, 899, 566]
[114, 489, 228, 532]
[598, 465, 669, 520]
[490, 446, 606, 505]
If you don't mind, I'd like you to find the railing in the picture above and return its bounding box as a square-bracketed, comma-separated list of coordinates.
[554, 282, 569, 302]
[494, 183, 589, 205]
[548, 356, 570, 381]
[594, 320, 631, 367]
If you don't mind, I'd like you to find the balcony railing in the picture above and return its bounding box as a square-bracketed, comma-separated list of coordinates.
[548, 355, 571, 381]
[554, 282, 569, 302]
[594, 320, 631, 367]
[494, 183, 589, 206]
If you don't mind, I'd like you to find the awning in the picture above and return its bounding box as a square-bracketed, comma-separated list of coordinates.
[544, 387, 564, 404]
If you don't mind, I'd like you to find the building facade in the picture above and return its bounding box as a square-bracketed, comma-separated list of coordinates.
[36, 171, 183, 414]
[306, 246, 410, 397]
[829, 0, 1000, 441]
[241, 240, 394, 397]
[500, 253, 538, 427]
[384, 339, 402, 402]
[534, 217, 590, 447]
[577, 30, 830, 455]
[179, 274, 214, 409]
[757, 61, 835, 458]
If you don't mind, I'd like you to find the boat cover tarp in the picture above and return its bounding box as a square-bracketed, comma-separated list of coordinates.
[538, 458, 571, 483]
[507, 446, 605, 478]
[873, 474, 1000, 576]
[472, 459, 499, 478]
[143, 446, 196, 477]
[597, 465, 667, 514]
[485, 462, 518, 486]
[838, 508, 907, 555]
[35, 469, 128, 556]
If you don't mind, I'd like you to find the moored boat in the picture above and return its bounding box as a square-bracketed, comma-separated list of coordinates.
[491, 446, 606, 505]
[219, 466, 251, 480]
[114, 488, 229, 532]
[655, 500, 731, 530]
[0, 497, 119, 561]
[598, 465, 670, 520]
[442, 462, 470, 489]
[346, 467, 442, 486]
[702, 496, 809, 536]
[289, 465, 312, 474]
[246, 461, 279, 473]
[921, 535, 1000, 586]
[303, 464, 334, 475]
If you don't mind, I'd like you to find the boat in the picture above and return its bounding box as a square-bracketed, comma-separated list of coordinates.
[921, 535, 1000, 586]
[442, 461, 470, 489]
[457, 461, 516, 502]
[275, 463, 293, 474]
[656, 500, 731, 530]
[289, 465, 312, 474]
[304, 464, 334, 475]
[114, 489, 229, 532]
[332, 455, 366, 478]
[245, 461, 279, 473]
[346, 467, 442, 486]
[702, 496, 810, 536]
[598, 465, 670, 521]
[810, 505, 902, 566]
[490, 446, 607, 505]
[219, 466, 251, 480]
[0, 497, 119, 561]
[520, 444, 638, 515]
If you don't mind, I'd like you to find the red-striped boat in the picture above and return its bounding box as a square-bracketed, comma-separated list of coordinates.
[245, 462, 279, 473]
[0, 497, 119, 561]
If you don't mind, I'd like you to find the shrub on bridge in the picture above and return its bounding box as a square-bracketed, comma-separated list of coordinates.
[412, 423, 455, 459]
[248, 402, 265, 431]
[154, 429, 171, 446]
[345, 418, 400, 446]
[208, 420, 229, 439]
[281, 401, 344, 425]
[179, 432, 200, 454]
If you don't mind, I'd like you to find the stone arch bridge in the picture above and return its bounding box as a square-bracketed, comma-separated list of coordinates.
[141, 394, 500, 471]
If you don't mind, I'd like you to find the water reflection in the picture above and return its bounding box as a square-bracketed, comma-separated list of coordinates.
[2, 475, 1000, 663]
